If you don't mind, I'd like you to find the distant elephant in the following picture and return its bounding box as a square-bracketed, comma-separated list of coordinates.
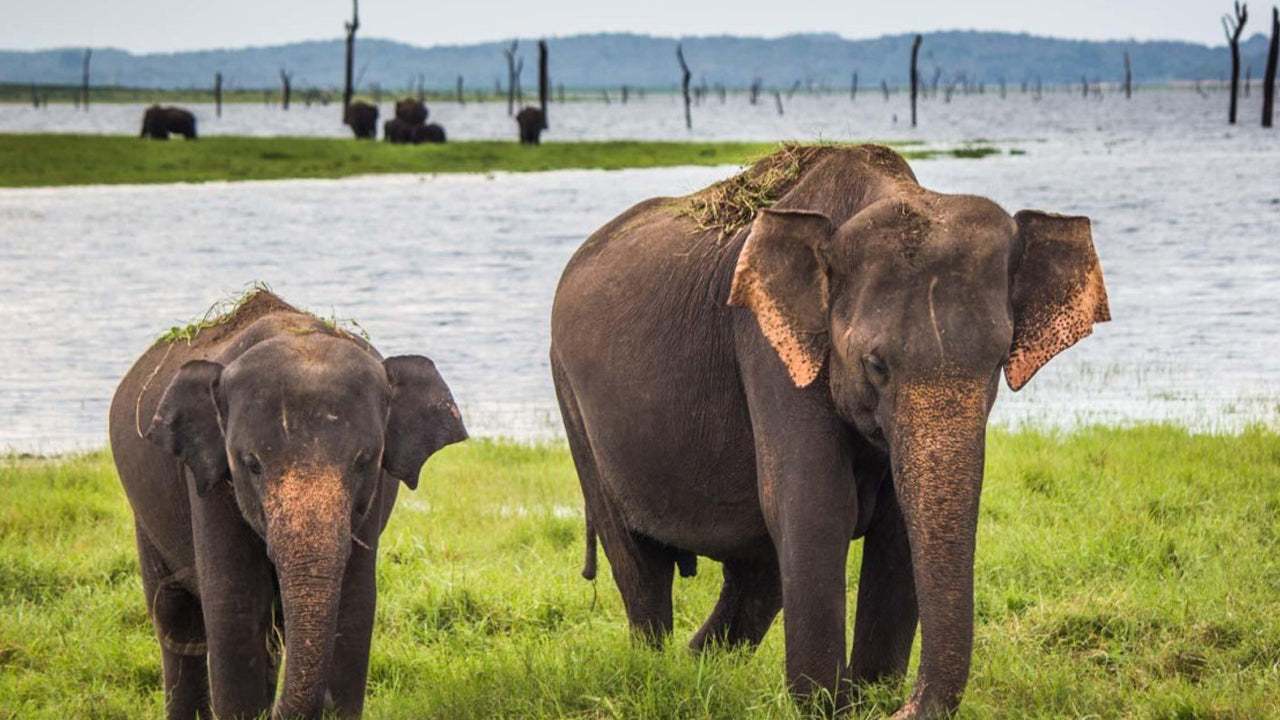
[394, 98, 428, 125]
[384, 118, 447, 144]
[140, 105, 197, 140]
[516, 106, 544, 145]
[344, 101, 379, 139]
[550, 145, 1109, 719]
[109, 290, 467, 720]
[414, 122, 446, 144]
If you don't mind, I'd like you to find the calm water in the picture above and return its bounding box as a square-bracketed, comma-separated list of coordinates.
[1, 90, 1278, 451]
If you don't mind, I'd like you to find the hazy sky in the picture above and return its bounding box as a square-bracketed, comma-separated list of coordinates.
[3, 0, 1238, 53]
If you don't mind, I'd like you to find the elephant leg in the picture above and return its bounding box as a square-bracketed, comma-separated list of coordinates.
[327, 535, 379, 718]
[136, 524, 211, 720]
[688, 550, 782, 651]
[191, 489, 279, 719]
[553, 356, 674, 642]
[849, 480, 918, 688]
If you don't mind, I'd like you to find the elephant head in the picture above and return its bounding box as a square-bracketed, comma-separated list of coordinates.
[729, 197, 1107, 715]
[146, 333, 466, 718]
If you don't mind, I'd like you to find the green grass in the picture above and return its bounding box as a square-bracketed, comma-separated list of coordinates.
[0, 135, 977, 188]
[3, 426, 1277, 719]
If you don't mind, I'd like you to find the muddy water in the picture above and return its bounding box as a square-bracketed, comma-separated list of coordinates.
[1, 91, 1277, 451]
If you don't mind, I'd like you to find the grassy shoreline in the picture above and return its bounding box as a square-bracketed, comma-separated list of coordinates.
[0, 135, 999, 188]
[2, 425, 1278, 719]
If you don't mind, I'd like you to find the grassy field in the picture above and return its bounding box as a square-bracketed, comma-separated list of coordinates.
[0, 135, 999, 188]
[1, 426, 1277, 719]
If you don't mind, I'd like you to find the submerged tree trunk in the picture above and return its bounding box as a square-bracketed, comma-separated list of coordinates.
[1124, 51, 1133, 99]
[504, 40, 519, 116]
[850, 71, 858, 101]
[1223, 1, 1248, 124]
[280, 69, 292, 110]
[1264, 7, 1279, 127]
[538, 40, 549, 129]
[81, 49, 91, 111]
[457, 75, 465, 105]
[677, 43, 692, 130]
[910, 34, 922, 127]
[343, 0, 359, 114]
[214, 72, 223, 117]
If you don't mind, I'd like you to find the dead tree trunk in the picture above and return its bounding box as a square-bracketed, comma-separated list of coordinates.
[1082, 74, 1089, 98]
[1265, 6, 1279, 127]
[774, 90, 784, 116]
[1124, 51, 1133, 99]
[280, 69, 292, 110]
[881, 79, 889, 101]
[750, 77, 762, 104]
[504, 40, 519, 116]
[850, 71, 858, 100]
[81, 49, 91, 111]
[343, 0, 359, 114]
[1223, 1, 1249, 124]
[676, 43, 692, 130]
[214, 72, 223, 117]
[457, 75, 465, 105]
[1245, 64, 1252, 96]
[538, 40, 549, 129]
[30, 82, 38, 109]
[343, 0, 358, 113]
[910, 34, 922, 127]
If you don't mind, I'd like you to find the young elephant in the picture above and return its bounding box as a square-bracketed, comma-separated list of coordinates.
[109, 291, 466, 720]
[550, 145, 1109, 719]
[140, 105, 197, 140]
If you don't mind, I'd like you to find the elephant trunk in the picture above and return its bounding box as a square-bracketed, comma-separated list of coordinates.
[265, 465, 352, 720]
[889, 378, 988, 719]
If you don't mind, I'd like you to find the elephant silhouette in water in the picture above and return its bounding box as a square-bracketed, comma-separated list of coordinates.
[516, 106, 544, 145]
[384, 99, 447, 143]
[344, 101, 379, 139]
[140, 105, 197, 139]
[109, 290, 467, 720]
[550, 144, 1109, 719]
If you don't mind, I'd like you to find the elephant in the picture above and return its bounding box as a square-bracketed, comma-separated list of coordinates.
[516, 106, 544, 145]
[344, 101, 379, 139]
[394, 98, 428, 125]
[384, 118, 447, 144]
[549, 144, 1109, 719]
[140, 105, 197, 140]
[108, 290, 467, 720]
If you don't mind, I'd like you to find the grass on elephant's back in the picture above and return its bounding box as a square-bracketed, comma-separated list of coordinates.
[1, 427, 1278, 719]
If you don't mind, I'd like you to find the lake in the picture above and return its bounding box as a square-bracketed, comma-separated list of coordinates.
[1, 89, 1277, 451]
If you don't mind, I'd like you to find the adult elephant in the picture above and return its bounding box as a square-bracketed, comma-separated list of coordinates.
[550, 144, 1109, 718]
[516, 106, 544, 145]
[344, 101, 378, 139]
[394, 98, 428, 125]
[140, 105, 197, 139]
[109, 290, 467, 720]
[413, 122, 446, 144]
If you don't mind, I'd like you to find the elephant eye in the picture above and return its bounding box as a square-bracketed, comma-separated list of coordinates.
[354, 449, 374, 469]
[242, 453, 264, 476]
[862, 353, 889, 386]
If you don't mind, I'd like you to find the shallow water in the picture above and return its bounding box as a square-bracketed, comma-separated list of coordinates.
[1, 90, 1278, 451]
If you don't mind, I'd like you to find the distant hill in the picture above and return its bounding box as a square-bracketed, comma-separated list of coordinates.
[0, 31, 1272, 92]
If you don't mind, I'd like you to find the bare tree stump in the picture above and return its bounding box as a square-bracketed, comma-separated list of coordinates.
[343, 0, 359, 114]
[538, 40, 549, 130]
[504, 40, 519, 116]
[214, 72, 223, 117]
[910, 34, 922, 127]
[677, 43, 692, 130]
[1264, 6, 1279, 127]
[1124, 51, 1133, 99]
[280, 69, 293, 110]
[850, 71, 858, 101]
[81, 49, 91, 111]
[1223, 1, 1249, 124]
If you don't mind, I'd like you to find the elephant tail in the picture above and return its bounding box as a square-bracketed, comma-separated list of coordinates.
[581, 518, 598, 580]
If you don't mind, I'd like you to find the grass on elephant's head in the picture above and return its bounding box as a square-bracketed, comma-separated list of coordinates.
[2, 426, 1279, 719]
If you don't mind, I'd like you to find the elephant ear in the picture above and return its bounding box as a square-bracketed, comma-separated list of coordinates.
[145, 360, 229, 497]
[729, 208, 835, 388]
[1005, 210, 1110, 391]
[383, 355, 469, 489]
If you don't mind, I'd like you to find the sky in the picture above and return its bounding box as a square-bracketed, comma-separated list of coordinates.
[2, 0, 1240, 53]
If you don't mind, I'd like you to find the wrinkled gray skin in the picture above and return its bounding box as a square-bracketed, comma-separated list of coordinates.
[550, 145, 1109, 718]
[109, 292, 467, 720]
[140, 105, 197, 140]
